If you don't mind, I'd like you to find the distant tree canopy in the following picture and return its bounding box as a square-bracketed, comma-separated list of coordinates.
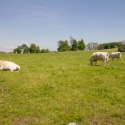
[86, 41, 124, 51]
[97, 42, 121, 50]
[78, 39, 86, 50]
[36, 46, 41, 53]
[29, 43, 37, 53]
[118, 42, 125, 52]
[13, 43, 49, 53]
[71, 39, 78, 51]
[12, 39, 124, 53]
[41, 49, 50, 53]
[13, 44, 28, 53]
[57, 37, 85, 52]
[21, 44, 29, 53]
[87, 42, 98, 50]
[57, 40, 70, 52]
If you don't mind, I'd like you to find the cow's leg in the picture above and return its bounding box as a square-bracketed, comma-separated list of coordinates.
[95, 61, 97, 65]
[0, 67, 3, 70]
[107, 60, 109, 65]
[104, 59, 106, 66]
[104, 61, 106, 66]
[9, 69, 13, 72]
[91, 61, 93, 65]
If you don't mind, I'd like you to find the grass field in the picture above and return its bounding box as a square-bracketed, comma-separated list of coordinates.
[0, 49, 125, 125]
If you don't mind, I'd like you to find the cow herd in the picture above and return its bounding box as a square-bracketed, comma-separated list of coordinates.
[0, 51, 122, 72]
[89, 51, 122, 66]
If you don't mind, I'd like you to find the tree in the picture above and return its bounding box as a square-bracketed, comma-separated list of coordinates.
[57, 40, 70, 52]
[13, 44, 29, 53]
[117, 42, 123, 48]
[97, 42, 121, 50]
[118, 42, 125, 52]
[93, 42, 98, 50]
[41, 49, 50, 53]
[87, 42, 98, 50]
[63, 40, 70, 51]
[97, 44, 104, 50]
[29, 43, 37, 53]
[104, 43, 110, 49]
[36, 46, 41, 53]
[21, 44, 29, 53]
[78, 39, 86, 50]
[13, 46, 22, 53]
[71, 39, 78, 51]
[69, 36, 74, 48]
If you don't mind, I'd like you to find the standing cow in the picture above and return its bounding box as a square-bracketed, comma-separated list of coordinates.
[89, 52, 109, 66]
[109, 52, 122, 61]
[0, 60, 20, 72]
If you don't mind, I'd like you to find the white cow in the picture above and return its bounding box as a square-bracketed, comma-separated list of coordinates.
[109, 52, 122, 61]
[89, 52, 109, 66]
[0, 60, 20, 72]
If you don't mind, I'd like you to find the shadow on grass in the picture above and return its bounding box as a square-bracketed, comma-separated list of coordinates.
[91, 65, 100, 66]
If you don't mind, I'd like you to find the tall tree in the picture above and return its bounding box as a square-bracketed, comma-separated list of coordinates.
[97, 44, 104, 50]
[87, 42, 98, 50]
[29, 43, 37, 53]
[36, 46, 41, 53]
[118, 42, 125, 52]
[71, 39, 78, 51]
[21, 44, 29, 53]
[57, 40, 70, 52]
[13, 44, 29, 53]
[69, 36, 74, 48]
[13, 46, 22, 53]
[78, 38, 85, 50]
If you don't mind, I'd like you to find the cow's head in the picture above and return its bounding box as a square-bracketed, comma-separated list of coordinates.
[89, 58, 93, 65]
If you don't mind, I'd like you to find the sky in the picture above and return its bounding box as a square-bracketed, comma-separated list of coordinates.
[0, 0, 125, 52]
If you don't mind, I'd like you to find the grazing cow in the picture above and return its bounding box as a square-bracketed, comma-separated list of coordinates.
[109, 52, 122, 61]
[0, 60, 20, 72]
[89, 52, 109, 66]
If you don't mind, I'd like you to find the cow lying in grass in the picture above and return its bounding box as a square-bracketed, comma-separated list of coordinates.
[89, 52, 109, 66]
[0, 60, 20, 72]
[109, 52, 122, 61]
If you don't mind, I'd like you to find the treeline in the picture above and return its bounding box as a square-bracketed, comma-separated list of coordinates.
[57, 38, 86, 52]
[13, 43, 50, 53]
[13, 38, 86, 53]
[13, 39, 125, 53]
[97, 41, 125, 52]
[87, 41, 125, 52]
[97, 42, 121, 50]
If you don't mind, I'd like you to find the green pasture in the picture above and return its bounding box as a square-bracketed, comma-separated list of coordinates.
[0, 49, 125, 125]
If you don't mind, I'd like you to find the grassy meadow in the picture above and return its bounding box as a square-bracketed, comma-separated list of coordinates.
[0, 49, 125, 125]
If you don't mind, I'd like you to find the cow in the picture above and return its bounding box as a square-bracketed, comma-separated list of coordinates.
[0, 60, 20, 72]
[89, 52, 109, 66]
[109, 52, 122, 61]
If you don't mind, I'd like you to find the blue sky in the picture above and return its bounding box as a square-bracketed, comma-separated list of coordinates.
[0, 0, 125, 52]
